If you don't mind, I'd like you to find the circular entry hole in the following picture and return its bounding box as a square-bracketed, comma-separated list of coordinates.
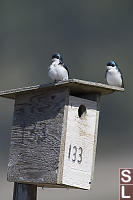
[78, 105, 87, 118]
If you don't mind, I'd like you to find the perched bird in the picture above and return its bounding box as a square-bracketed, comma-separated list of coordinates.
[48, 53, 69, 82]
[105, 60, 124, 87]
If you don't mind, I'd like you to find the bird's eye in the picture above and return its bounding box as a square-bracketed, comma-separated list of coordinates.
[54, 55, 59, 59]
[52, 54, 60, 60]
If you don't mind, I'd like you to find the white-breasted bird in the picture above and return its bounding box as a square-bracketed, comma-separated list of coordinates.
[105, 60, 124, 87]
[48, 53, 69, 82]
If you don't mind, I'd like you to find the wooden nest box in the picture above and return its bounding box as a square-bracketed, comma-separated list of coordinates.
[0, 79, 124, 190]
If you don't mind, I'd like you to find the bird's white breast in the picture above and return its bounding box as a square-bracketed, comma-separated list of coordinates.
[48, 62, 68, 81]
[106, 68, 122, 87]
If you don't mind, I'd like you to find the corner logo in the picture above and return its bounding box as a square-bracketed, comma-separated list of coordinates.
[120, 168, 133, 200]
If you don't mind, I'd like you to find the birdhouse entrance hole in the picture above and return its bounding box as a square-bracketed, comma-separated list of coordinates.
[78, 105, 87, 118]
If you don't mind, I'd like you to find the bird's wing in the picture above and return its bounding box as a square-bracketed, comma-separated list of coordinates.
[116, 64, 124, 88]
[59, 61, 70, 77]
[105, 69, 108, 79]
[121, 73, 124, 87]
[63, 63, 69, 77]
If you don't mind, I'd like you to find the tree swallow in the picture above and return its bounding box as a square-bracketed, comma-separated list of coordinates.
[48, 53, 69, 82]
[105, 60, 124, 87]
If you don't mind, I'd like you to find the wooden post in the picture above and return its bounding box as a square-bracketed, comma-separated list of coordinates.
[13, 183, 37, 200]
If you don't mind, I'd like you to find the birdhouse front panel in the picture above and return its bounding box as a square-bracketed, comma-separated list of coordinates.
[60, 96, 99, 190]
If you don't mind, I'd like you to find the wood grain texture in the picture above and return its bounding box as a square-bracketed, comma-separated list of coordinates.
[7, 85, 101, 190]
[0, 79, 124, 99]
[57, 92, 69, 184]
[13, 183, 37, 200]
[7, 89, 68, 185]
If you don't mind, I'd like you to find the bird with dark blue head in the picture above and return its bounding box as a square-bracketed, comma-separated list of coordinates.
[48, 53, 69, 82]
[52, 53, 63, 63]
[106, 60, 116, 67]
[105, 60, 124, 87]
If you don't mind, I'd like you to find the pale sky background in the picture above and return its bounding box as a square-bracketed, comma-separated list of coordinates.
[0, 0, 132, 199]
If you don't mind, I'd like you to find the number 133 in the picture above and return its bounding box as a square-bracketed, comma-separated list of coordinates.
[68, 144, 83, 164]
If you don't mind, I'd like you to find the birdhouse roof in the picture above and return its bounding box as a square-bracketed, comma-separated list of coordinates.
[0, 79, 124, 99]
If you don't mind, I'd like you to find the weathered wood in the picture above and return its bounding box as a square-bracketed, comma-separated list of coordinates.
[0, 79, 124, 99]
[7, 88, 69, 185]
[13, 182, 37, 200]
[7, 87, 100, 189]
[5, 79, 123, 190]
